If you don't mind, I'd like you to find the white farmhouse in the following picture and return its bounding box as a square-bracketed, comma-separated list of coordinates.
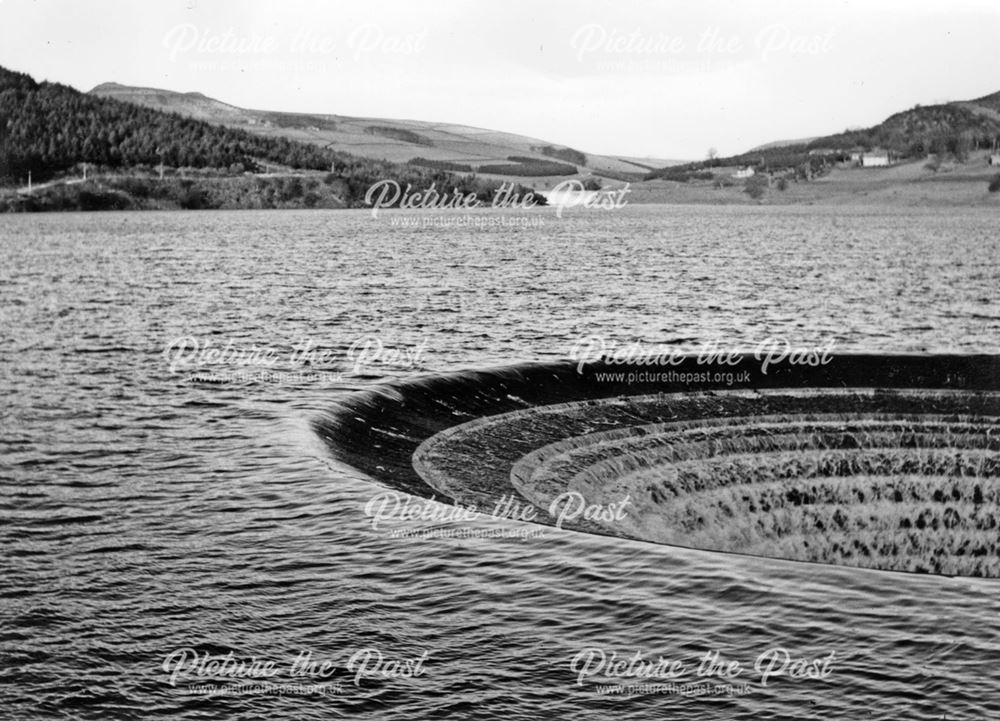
[861, 152, 890, 167]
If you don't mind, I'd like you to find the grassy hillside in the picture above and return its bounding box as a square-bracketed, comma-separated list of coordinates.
[649, 92, 1000, 181]
[0, 66, 542, 211]
[89, 82, 686, 179]
[5, 64, 997, 210]
[625, 152, 1000, 206]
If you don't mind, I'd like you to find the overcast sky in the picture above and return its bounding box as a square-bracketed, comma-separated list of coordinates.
[2, 0, 998, 159]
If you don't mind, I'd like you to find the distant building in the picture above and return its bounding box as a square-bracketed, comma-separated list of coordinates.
[848, 148, 865, 164]
[990, 153, 1000, 166]
[732, 166, 755, 179]
[861, 151, 891, 167]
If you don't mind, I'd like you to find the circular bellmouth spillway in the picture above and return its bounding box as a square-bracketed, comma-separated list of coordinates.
[314, 355, 1000, 577]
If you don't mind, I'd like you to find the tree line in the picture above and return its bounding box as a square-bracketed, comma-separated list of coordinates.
[0, 66, 360, 182]
[0, 64, 543, 209]
[650, 99, 1000, 182]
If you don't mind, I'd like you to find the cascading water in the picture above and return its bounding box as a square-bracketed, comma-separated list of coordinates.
[314, 354, 1000, 577]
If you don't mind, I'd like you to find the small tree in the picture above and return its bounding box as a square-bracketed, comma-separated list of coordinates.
[744, 175, 768, 201]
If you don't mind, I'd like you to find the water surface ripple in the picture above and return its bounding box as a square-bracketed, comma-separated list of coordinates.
[1, 206, 999, 719]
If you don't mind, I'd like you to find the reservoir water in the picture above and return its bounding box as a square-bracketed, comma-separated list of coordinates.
[2, 205, 999, 719]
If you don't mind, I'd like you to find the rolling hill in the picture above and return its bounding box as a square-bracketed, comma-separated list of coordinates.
[89, 82, 686, 180]
[652, 90, 1000, 179]
[0, 64, 544, 211]
[4, 61, 997, 211]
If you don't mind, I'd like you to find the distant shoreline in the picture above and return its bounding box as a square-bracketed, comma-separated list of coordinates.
[3, 157, 998, 213]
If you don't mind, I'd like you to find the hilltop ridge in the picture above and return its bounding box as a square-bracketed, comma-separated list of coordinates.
[0, 65, 542, 211]
[3, 62, 999, 211]
[88, 81, 686, 181]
